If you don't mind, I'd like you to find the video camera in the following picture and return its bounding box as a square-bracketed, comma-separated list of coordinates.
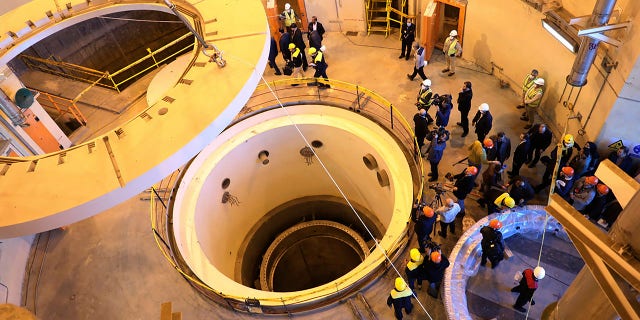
[429, 183, 447, 194]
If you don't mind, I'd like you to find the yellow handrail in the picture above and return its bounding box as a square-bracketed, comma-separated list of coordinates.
[28, 87, 87, 126]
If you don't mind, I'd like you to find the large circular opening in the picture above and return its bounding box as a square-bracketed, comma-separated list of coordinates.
[261, 220, 369, 292]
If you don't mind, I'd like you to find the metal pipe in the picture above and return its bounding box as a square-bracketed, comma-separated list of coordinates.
[0, 89, 26, 127]
[163, 0, 226, 67]
[566, 0, 617, 87]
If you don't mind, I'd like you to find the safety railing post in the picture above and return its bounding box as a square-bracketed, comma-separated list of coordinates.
[356, 85, 361, 109]
[390, 104, 394, 129]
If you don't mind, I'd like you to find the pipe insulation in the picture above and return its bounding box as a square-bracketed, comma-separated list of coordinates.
[0, 89, 26, 127]
[566, 0, 617, 87]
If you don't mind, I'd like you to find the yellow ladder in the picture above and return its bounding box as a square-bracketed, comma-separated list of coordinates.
[366, 0, 409, 38]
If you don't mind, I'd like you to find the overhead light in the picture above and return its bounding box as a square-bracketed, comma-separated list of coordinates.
[542, 18, 579, 53]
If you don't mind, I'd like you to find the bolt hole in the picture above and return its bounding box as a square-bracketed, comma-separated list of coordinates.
[158, 107, 168, 115]
[221, 178, 231, 189]
[311, 140, 323, 148]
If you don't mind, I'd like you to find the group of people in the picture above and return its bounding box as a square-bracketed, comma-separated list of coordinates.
[271, 4, 329, 87]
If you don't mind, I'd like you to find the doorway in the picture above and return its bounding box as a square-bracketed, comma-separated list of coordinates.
[420, 0, 466, 60]
[275, 0, 309, 32]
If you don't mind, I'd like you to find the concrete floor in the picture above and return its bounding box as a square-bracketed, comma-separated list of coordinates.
[17, 31, 585, 319]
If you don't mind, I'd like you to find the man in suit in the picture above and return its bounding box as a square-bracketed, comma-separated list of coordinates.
[290, 23, 308, 71]
[489, 132, 511, 165]
[278, 28, 291, 63]
[526, 123, 552, 167]
[307, 16, 325, 49]
[457, 81, 473, 137]
[399, 19, 416, 60]
[508, 132, 530, 178]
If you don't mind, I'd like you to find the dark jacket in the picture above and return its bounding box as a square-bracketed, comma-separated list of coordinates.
[436, 103, 452, 127]
[307, 21, 325, 40]
[413, 113, 428, 137]
[509, 180, 535, 204]
[290, 48, 303, 68]
[401, 22, 416, 43]
[269, 37, 278, 61]
[472, 111, 493, 136]
[584, 193, 608, 219]
[453, 169, 476, 200]
[457, 89, 472, 112]
[490, 135, 512, 164]
[290, 28, 306, 49]
[608, 152, 634, 176]
[480, 226, 505, 258]
[279, 32, 291, 61]
[422, 255, 450, 283]
[528, 124, 552, 150]
[427, 139, 447, 163]
[308, 30, 322, 49]
[513, 138, 531, 164]
[414, 214, 436, 240]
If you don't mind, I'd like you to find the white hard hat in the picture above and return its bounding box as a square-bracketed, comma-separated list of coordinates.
[478, 103, 489, 111]
[533, 266, 546, 279]
[284, 3, 291, 10]
[320, 45, 326, 52]
[449, 30, 458, 37]
[534, 78, 545, 86]
[422, 79, 431, 87]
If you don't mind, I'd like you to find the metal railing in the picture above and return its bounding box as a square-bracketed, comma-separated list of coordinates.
[27, 87, 87, 126]
[149, 77, 425, 313]
[20, 32, 195, 93]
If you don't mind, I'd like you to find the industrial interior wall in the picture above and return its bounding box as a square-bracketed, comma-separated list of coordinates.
[0, 235, 35, 304]
[303, 0, 366, 32]
[462, 0, 640, 153]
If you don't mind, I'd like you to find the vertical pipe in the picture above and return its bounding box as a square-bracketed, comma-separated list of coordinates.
[566, 0, 617, 87]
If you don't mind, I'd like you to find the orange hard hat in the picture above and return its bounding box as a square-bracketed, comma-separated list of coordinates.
[422, 206, 435, 218]
[430, 251, 442, 263]
[489, 219, 502, 229]
[467, 166, 478, 176]
[596, 183, 610, 195]
[561, 167, 574, 178]
[483, 138, 494, 148]
[585, 176, 599, 186]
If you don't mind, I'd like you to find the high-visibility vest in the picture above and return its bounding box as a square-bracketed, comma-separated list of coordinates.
[418, 88, 433, 106]
[494, 192, 511, 207]
[291, 48, 301, 58]
[447, 39, 458, 56]
[390, 288, 413, 299]
[525, 86, 543, 108]
[283, 9, 296, 27]
[522, 75, 536, 92]
[314, 51, 324, 63]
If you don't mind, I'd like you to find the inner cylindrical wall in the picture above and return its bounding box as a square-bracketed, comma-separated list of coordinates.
[171, 105, 415, 308]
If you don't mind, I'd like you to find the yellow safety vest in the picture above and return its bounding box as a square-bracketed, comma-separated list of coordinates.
[406, 257, 423, 271]
[283, 9, 296, 27]
[418, 88, 432, 106]
[522, 75, 536, 92]
[291, 48, 300, 58]
[390, 288, 413, 299]
[525, 86, 543, 108]
[447, 39, 459, 56]
[314, 51, 323, 63]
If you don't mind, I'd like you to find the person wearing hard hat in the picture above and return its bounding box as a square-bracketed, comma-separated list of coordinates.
[456, 81, 473, 137]
[486, 190, 516, 215]
[480, 219, 506, 268]
[308, 47, 329, 88]
[554, 166, 575, 201]
[414, 206, 437, 253]
[280, 3, 299, 32]
[584, 183, 610, 220]
[570, 175, 599, 211]
[416, 79, 435, 123]
[442, 30, 462, 76]
[407, 41, 428, 81]
[517, 69, 539, 109]
[288, 43, 305, 84]
[422, 250, 450, 298]
[467, 139, 501, 174]
[511, 267, 545, 312]
[399, 18, 416, 60]
[452, 166, 478, 217]
[521, 77, 545, 129]
[535, 133, 580, 193]
[386, 277, 414, 319]
[404, 248, 424, 291]
[472, 103, 493, 142]
[435, 198, 460, 238]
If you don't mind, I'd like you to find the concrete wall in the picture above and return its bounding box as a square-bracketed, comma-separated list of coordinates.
[459, 0, 640, 158]
[304, 0, 365, 32]
[0, 235, 34, 304]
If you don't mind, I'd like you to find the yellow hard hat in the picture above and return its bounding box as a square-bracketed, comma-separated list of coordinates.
[563, 134, 574, 147]
[395, 277, 407, 291]
[504, 196, 516, 208]
[308, 47, 317, 55]
[410, 248, 421, 261]
[288, 43, 296, 50]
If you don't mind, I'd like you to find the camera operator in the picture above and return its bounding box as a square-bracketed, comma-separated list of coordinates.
[435, 94, 453, 128]
[451, 166, 478, 217]
[414, 206, 436, 253]
[425, 129, 448, 181]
